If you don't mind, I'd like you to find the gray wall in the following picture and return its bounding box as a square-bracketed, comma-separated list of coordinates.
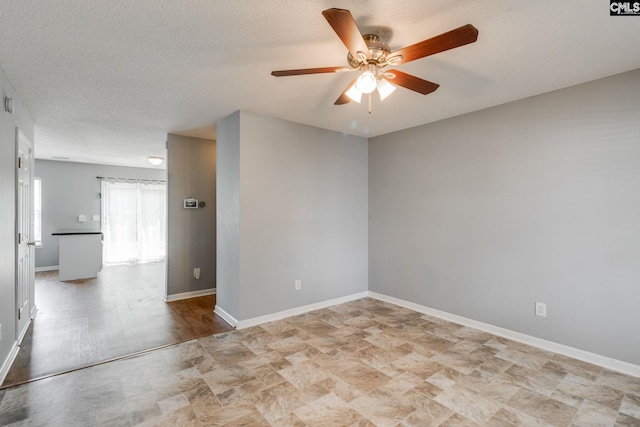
[35, 160, 165, 268]
[0, 67, 34, 374]
[216, 112, 240, 320]
[369, 69, 640, 365]
[217, 111, 368, 321]
[166, 134, 216, 297]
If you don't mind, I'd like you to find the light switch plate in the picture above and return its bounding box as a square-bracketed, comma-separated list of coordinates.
[78, 215, 86, 222]
[535, 302, 547, 317]
[92, 215, 100, 222]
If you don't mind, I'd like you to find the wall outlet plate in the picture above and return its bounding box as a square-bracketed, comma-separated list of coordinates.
[294, 279, 301, 290]
[194, 268, 201, 279]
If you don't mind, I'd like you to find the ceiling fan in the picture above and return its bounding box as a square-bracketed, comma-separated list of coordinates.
[271, 8, 478, 110]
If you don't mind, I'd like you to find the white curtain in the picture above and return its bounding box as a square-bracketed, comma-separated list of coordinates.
[101, 180, 166, 264]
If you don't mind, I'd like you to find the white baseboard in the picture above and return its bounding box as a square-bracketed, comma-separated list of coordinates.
[17, 318, 31, 346]
[35, 265, 58, 272]
[368, 291, 640, 378]
[214, 305, 238, 328]
[164, 288, 216, 302]
[0, 341, 19, 386]
[236, 291, 369, 329]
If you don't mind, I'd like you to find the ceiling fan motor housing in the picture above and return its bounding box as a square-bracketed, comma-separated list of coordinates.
[347, 34, 391, 69]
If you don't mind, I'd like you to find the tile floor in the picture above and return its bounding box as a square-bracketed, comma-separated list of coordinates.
[0, 298, 639, 426]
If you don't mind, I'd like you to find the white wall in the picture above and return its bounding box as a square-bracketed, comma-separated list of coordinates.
[35, 160, 166, 268]
[166, 134, 216, 296]
[0, 67, 34, 377]
[216, 112, 240, 320]
[217, 111, 369, 321]
[369, 69, 640, 366]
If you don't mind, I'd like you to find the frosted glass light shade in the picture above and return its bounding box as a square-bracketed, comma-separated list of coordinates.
[148, 156, 164, 166]
[377, 78, 396, 100]
[355, 70, 377, 94]
[345, 85, 363, 103]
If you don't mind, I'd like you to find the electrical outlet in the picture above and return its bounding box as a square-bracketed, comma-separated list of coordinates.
[294, 279, 301, 290]
[78, 215, 86, 223]
[535, 302, 547, 317]
[194, 268, 201, 279]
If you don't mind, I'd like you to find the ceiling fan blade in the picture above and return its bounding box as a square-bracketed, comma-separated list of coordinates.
[335, 78, 358, 105]
[386, 70, 439, 95]
[271, 66, 351, 77]
[389, 24, 478, 65]
[322, 8, 370, 60]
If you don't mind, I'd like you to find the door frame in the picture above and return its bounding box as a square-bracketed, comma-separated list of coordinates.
[15, 128, 36, 344]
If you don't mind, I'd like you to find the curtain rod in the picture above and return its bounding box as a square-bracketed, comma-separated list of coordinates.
[97, 176, 166, 183]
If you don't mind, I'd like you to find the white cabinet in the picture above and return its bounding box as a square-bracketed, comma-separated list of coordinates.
[53, 232, 103, 281]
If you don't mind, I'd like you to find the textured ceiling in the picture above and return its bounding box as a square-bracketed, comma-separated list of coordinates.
[1, 1, 639, 168]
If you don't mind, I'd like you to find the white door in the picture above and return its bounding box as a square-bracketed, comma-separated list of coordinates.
[16, 129, 34, 344]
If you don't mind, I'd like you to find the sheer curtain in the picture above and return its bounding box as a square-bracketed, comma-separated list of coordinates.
[101, 180, 166, 264]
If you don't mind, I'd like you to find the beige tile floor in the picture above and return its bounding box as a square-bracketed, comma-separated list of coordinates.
[0, 298, 639, 426]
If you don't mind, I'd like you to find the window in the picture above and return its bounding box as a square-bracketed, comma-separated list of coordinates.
[101, 180, 167, 264]
[34, 177, 42, 246]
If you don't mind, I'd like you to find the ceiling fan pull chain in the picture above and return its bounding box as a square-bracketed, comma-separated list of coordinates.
[368, 93, 372, 115]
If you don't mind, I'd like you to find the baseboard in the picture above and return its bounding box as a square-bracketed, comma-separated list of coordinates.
[367, 291, 640, 378]
[236, 291, 369, 329]
[0, 341, 19, 386]
[35, 265, 58, 272]
[164, 288, 216, 302]
[17, 317, 31, 346]
[214, 305, 238, 328]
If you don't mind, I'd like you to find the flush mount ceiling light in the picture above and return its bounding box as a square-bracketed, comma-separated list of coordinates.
[147, 156, 164, 166]
[271, 8, 478, 112]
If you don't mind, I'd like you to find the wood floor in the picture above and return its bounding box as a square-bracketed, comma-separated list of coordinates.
[1, 262, 233, 388]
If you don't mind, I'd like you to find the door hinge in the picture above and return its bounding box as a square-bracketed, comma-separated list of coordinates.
[18, 156, 22, 169]
[18, 232, 21, 244]
[18, 308, 21, 320]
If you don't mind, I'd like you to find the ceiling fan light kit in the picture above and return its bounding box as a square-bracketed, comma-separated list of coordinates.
[345, 84, 363, 103]
[377, 78, 396, 101]
[355, 66, 377, 94]
[271, 8, 478, 112]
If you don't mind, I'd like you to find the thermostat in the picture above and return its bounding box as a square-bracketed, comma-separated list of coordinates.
[184, 198, 198, 208]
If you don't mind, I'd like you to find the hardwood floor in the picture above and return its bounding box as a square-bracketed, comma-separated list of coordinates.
[1, 262, 233, 388]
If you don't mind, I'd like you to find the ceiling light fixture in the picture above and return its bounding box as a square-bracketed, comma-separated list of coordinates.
[147, 156, 164, 166]
[346, 70, 397, 105]
[376, 78, 396, 101]
[345, 83, 363, 103]
[355, 66, 377, 94]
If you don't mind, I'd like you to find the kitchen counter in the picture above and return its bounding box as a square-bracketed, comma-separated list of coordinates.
[52, 231, 103, 281]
